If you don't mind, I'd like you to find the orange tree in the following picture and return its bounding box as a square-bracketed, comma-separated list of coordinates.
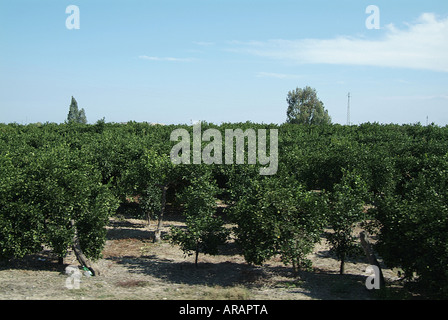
[169, 165, 229, 267]
[0, 133, 118, 262]
[374, 154, 448, 296]
[326, 169, 370, 275]
[229, 175, 327, 272]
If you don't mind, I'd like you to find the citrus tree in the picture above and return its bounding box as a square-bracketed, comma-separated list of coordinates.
[0, 143, 118, 262]
[230, 176, 327, 272]
[137, 150, 181, 242]
[169, 166, 229, 266]
[374, 154, 448, 295]
[326, 169, 369, 274]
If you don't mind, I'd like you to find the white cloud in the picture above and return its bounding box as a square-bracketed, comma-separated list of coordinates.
[232, 13, 448, 73]
[138, 55, 194, 62]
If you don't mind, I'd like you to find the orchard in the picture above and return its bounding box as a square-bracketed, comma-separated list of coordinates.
[1, 121, 448, 297]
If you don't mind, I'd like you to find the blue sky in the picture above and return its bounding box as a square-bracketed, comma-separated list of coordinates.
[1, 0, 447, 125]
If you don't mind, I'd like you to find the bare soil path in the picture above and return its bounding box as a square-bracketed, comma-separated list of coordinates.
[0, 213, 402, 300]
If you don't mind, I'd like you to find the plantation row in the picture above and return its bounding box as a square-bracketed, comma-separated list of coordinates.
[1, 121, 448, 297]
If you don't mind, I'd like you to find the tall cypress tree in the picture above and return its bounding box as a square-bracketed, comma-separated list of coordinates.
[78, 108, 87, 124]
[67, 96, 87, 124]
[67, 96, 79, 123]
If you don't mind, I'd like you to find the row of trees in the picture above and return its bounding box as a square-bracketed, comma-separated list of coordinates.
[65, 86, 330, 127]
[1, 121, 447, 297]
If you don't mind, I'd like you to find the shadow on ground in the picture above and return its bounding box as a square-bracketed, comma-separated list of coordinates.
[108, 252, 375, 300]
[0, 249, 66, 273]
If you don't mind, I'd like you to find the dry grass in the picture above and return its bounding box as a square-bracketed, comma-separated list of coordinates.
[0, 209, 407, 300]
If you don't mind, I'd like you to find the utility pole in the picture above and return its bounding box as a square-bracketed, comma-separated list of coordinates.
[347, 92, 351, 125]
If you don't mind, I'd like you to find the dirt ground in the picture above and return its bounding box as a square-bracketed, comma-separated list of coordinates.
[0, 211, 405, 300]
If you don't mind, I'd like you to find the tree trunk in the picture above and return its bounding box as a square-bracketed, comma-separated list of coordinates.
[359, 231, 385, 288]
[195, 242, 199, 268]
[339, 254, 345, 275]
[146, 211, 151, 227]
[70, 220, 98, 276]
[154, 185, 168, 243]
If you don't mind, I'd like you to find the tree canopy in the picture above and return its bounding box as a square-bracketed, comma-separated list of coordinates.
[286, 86, 331, 125]
[67, 96, 87, 124]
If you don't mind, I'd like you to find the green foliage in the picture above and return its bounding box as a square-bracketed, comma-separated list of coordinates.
[286, 86, 331, 125]
[326, 169, 369, 274]
[0, 143, 118, 260]
[374, 154, 448, 296]
[169, 168, 229, 266]
[1, 121, 448, 296]
[78, 108, 87, 125]
[0, 151, 43, 258]
[230, 177, 327, 271]
[138, 150, 181, 223]
[67, 96, 87, 124]
[140, 184, 162, 221]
